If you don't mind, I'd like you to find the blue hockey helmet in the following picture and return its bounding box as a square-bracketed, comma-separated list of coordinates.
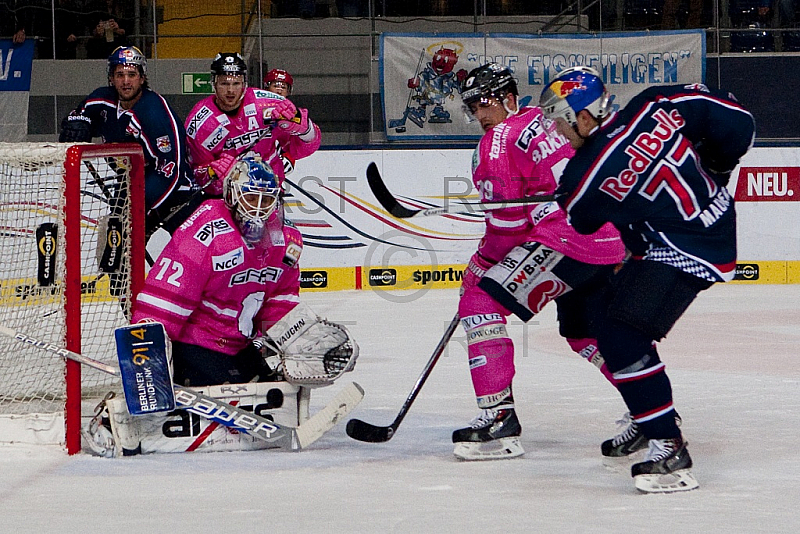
[108, 46, 147, 78]
[539, 66, 610, 127]
[223, 157, 281, 243]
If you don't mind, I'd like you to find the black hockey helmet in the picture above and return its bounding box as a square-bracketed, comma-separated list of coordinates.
[461, 63, 518, 108]
[211, 53, 248, 79]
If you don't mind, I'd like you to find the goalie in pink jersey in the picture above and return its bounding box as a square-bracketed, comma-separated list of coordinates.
[132, 157, 357, 388]
[184, 53, 321, 196]
[451, 63, 625, 460]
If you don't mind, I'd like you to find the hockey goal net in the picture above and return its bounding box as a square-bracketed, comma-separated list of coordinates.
[0, 143, 145, 454]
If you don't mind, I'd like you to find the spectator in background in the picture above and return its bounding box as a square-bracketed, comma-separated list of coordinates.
[662, 0, 705, 29]
[85, 0, 133, 59]
[39, 0, 86, 59]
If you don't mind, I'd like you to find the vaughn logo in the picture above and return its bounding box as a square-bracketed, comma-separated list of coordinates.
[735, 167, 799, 201]
[36, 223, 58, 286]
[300, 271, 328, 288]
[734, 263, 759, 280]
[368, 268, 396, 286]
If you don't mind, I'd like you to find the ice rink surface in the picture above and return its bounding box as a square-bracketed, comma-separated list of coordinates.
[1, 284, 799, 533]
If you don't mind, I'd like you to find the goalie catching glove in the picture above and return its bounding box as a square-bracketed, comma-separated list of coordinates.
[264, 303, 358, 387]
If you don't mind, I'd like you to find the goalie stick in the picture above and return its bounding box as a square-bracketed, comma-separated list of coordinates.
[346, 313, 459, 443]
[366, 162, 558, 218]
[0, 324, 364, 451]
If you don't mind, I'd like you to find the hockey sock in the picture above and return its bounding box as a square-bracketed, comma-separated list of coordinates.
[612, 352, 681, 439]
[461, 313, 515, 408]
[566, 337, 618, 387]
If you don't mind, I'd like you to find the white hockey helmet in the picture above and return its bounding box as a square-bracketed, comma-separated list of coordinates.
[223, 157, 281, 243]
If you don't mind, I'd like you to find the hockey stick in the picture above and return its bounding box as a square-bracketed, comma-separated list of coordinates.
[366, 162, 558, 218]
[0, 324, 364, 451]
[346, 313, 460, 443]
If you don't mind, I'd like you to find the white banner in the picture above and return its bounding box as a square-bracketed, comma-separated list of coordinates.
[380, 31, 705, 140]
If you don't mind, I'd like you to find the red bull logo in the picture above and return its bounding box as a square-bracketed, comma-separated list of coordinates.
[551, 80, 584, 98]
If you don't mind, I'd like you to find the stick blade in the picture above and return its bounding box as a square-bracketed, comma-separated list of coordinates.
[365, 162, 418, 218]
[345, 418, 395, 443]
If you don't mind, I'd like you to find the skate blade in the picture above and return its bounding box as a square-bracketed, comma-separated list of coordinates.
[602, 451, 645, 471]
[453, 437, 524, 461]
[634, 469, 699, 494]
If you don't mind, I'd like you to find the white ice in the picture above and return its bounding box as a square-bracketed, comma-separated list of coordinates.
[1, 284, 799, 533]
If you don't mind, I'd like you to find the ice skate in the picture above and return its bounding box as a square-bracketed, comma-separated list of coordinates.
[452, 405, 523, 461]
[632, 437, 699, 493]
[602, 412, 681, 468]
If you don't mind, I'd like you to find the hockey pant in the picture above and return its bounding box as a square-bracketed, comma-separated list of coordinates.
[171, 340, 280, 388]
[460, 243, 618, 406]
[598, 259, 713, 439]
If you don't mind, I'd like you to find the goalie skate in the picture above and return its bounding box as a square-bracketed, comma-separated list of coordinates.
[452, 406, 524, 461]
[632, 437, 699, 494]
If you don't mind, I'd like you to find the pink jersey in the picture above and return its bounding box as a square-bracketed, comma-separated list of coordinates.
[132, 199, 303, 355]
[471, 106, 624, 265]
[184, 88, 321, 194]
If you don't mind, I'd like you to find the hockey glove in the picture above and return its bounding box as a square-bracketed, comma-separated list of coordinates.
[208, 153, 238, 182]
[461, 252, 495, 296]
[266, 303, 359, 387]
[59, 114, 93, 143]
[270, 99, 312, 137]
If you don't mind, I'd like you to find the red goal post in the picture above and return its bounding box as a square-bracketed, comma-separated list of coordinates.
[0, 143, 145, 454]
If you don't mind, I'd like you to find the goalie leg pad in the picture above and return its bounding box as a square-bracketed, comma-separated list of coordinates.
[136, 382, 303, 454]
[267, 303, 359, 387]
[107, 395, 143, 455]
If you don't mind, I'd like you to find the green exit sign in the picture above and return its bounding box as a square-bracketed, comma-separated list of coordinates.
[182, 73, 213, 94]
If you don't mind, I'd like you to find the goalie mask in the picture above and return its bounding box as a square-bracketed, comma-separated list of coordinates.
[223, 157, 281, 244]
[539, 66, 610, 128]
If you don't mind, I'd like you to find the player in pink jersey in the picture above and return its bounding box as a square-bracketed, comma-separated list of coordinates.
[451, 64, 626, 460]
[184, 53, 321, 197]
[132, 158, 357, 388]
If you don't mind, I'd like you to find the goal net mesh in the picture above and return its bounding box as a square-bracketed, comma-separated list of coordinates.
[0, 144, 144, 440]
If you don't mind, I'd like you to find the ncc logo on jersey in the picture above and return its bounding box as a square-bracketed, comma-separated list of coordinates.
[734, 167, 799, 201]
[212, 247, 244, 271]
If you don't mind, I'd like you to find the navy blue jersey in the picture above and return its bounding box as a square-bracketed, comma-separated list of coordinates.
[558, 83, 755, 282]
[68, 86, 196, 218]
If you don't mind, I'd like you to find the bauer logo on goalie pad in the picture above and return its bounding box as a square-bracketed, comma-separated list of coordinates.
[115, 323, 176, 415]
[36, 223, 58, 286]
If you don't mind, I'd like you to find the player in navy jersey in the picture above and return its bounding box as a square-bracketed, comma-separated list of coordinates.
[59, 46, 200, 236]
[540, 67, 755, 493]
